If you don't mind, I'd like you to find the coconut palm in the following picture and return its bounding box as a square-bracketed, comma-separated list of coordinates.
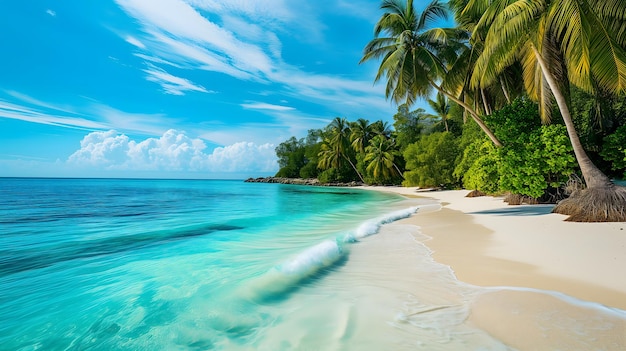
[318, 117, 365, 183]
[361, 0, 503, 146]
[370, 120, 393, 139]
[364, 135, 403, 182]
[349, 118, 372, 154]
[427, 92, 450, 131]
[469, 0, 626, 221]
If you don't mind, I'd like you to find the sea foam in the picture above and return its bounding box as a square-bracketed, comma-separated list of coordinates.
[244, 204, 436, 301]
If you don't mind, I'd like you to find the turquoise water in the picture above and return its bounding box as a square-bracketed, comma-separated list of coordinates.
[0, 178, 425, 350]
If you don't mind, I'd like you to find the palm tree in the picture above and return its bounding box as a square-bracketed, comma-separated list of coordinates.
[361, 0, 503, 146]
[349, 118, 372, 154]
[318, 117, 365, 183]
[364, 135, 403, 182]
[469, 0, 626, 221]
[370, 120, 393, 139]
[427, 92, 450, 131]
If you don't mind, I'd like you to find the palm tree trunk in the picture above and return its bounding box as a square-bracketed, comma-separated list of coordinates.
[481, 89, 492, 115]
[444, 118, 449, 132]
[344, 155, 366, 183]
[500, 77, 511, 103]
[393, 163, 405, 179]
[531, 45, 612, 189]
[429, 80, 503, 147]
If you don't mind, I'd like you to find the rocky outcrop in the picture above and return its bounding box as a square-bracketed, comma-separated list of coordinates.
[244, 177, 363, 187]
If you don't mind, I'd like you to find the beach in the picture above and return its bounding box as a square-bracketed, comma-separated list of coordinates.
[363, 186, 626, 349]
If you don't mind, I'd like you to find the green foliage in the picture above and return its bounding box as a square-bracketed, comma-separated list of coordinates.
[489, 100, 576, 198]
[275, 137, 305, 178]
[600, 125, 626, 178]
[453, 118, 488, 181]
[364, 135, 402, 184]
[402, 132, 459, 188]
[393, 104, 425, 151]
[486, 98, 541, 142]
[456, 99, 576, 197]
[317, 167, 356, 184]
[459, 140, 501, 194]
[498, 125, 576, 198]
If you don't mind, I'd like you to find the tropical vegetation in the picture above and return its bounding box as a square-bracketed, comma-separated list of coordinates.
[272, 0, 626, 222]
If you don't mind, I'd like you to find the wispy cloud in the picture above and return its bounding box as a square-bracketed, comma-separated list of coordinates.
[0, 91, 295, 150]
[46, 9, 56, 17]
[125, 35, 146, 49]
[114, 0, 394, 118]
[0, 91, 177, 135]
[0, 98, 107, 131]
[143, 65, 211, 95]
[68, 129, 277, 172]
[241, 102, 295, 111]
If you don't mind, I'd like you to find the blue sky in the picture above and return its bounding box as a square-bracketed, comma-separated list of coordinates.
[0, 0, 436, 179]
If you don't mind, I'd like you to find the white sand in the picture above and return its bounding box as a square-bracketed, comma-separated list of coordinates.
[358, 186, 626, 349]
[364, 187, 626, 310]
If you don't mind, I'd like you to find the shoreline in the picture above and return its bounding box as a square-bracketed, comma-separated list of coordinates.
[363, 186, 626, 311]
[353, 186, 626, 349]
[361, 186, 626, 349]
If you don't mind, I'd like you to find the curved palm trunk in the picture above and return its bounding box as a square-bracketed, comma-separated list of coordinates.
[429, 79, 503, 147]
[393, 163, 405, 179]
[481, 89, 492, 115]
[531, 45, 613, 189]
[500, 77, 511, 103]
[343, 155, 366, 183]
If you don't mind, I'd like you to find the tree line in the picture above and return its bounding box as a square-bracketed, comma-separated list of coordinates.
[276, 0, 626, 222]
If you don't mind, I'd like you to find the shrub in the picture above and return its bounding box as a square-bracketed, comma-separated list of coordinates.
[461, 140, 501, 194]
[600, 125, 626, 177]
[402, 132, 459, 188]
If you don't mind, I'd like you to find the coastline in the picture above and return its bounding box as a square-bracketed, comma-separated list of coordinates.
[361, 186, 626, 349]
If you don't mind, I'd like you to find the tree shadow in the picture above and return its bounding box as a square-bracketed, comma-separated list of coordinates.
[469, 205, 554, 216]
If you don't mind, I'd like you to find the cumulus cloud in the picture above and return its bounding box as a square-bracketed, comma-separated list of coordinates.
[68, 129, 277, 173]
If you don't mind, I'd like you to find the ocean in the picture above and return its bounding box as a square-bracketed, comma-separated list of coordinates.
[1, 178, 623, 350]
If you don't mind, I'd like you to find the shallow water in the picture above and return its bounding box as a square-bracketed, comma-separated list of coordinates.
[1, 178, 624, 350]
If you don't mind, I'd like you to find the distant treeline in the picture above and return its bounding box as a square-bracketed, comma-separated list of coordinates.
[274, 91, 626, 202]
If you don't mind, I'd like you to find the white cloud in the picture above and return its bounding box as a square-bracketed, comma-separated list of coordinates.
[125, 35, 146, 49]
[241, 102, 294, 111]
[207, 142, 276, 172]
[46, 9, 56, 17]
[143, 65, 210, 95]
[68, 129, 277, 173]
[0, 99, 107, 130]
[0, 91, 180, 135]
[113, 0, 392, 116]
[116, 0, 273, 78]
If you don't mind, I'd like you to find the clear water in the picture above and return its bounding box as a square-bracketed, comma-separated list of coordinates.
[2, 178, 623, 350]
[0, 178, 437, 350]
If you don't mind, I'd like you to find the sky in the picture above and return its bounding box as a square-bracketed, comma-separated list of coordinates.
[0, 0, 436, 179]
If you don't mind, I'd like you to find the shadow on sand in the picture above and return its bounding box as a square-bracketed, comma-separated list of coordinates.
[469, 205, 554, 217]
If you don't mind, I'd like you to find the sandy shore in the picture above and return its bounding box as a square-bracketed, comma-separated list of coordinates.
[362, 186, 626, 349]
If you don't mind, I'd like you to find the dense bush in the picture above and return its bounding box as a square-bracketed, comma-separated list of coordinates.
[498, 124, 576, 198]
[456, 98, 576, 198]
[600, 125, 626, 178]
[275, 137, 306, 178]
[318, 168, 341, 184]
[459, 140, 501, 194]
[403, 132, 459, 188]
